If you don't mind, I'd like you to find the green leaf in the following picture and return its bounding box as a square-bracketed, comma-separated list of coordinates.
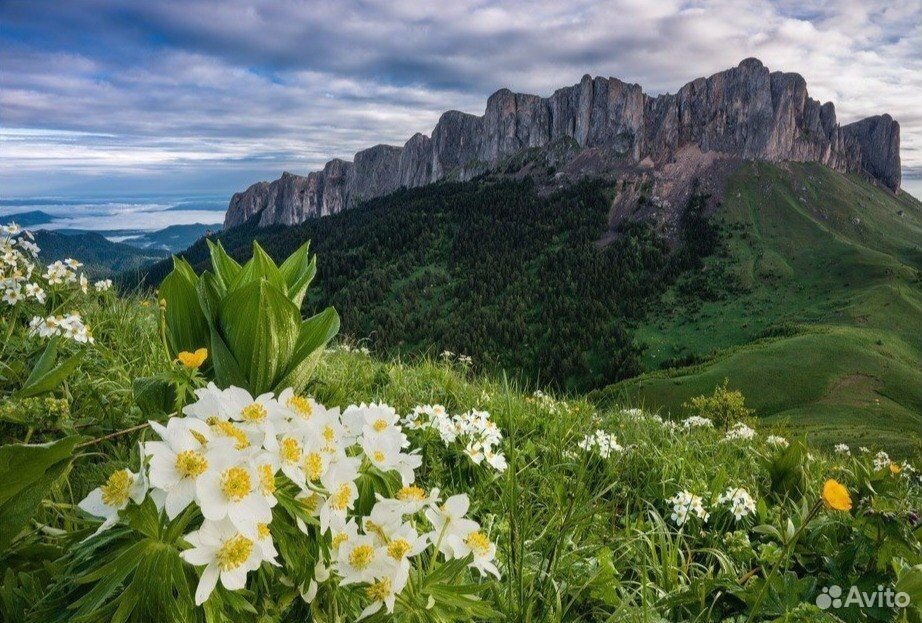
[228, 242, 285, 295]
[206, 239, 241, 291]
[219, 279, 299, 393]
[0, 436, 79, 551]
[208, 327, 248, 390]
[132, 376, 176, 417]
[274, 307, 340, 393]
[160, 257, 209, 357]
[196, 270, 224, 328]
[279, 241, 316, 307]
[15, 340, 84, 399]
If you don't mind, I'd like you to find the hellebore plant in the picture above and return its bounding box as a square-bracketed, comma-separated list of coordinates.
[159, 240, 339, 396]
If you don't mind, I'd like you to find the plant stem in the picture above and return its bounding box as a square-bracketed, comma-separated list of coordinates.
[75, 420, 161, 449]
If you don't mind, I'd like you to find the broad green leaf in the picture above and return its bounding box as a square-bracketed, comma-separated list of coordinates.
[15, 339, 84, 399]
[0, 436, 78, 551]
[279, 241, 317, 306]
[196, 270, 223, 328]
[132, 376, 176, 417]
[274, 307, 340, 393]
[219, 280, 299, 393]
[208, 327, 248, 390]
[228, 242, 285, 295]
[22, 338, 60, 386]
[206, 239, 241, 291]
[160, 257, 209, 357]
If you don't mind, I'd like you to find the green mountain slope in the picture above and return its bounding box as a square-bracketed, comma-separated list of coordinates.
[138, 163, 922, 449]
[596, 162, 922, 452]
[33, 230, 168, 277]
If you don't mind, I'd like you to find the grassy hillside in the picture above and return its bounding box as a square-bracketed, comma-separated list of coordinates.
[599, 162, 922, 452]
[3, 226, 922, 622]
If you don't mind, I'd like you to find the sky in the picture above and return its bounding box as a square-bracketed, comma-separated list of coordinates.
[1, 0, 921, 200]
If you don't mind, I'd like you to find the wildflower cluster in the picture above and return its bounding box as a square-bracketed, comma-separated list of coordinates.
[44, 258, 88, 291]
[716, 487, 757, 520]
[93, 279, 113, 292]
[576, 429, 624, 458]
[682, 415, 713, 429]
[668, 490, 710, 526]
[28, 312, 94, 343]
[765, 435, 788, 448]
[1, 224, 42, 305]
[404, 405, 507, 471]
[723, 422, 757, 441]
[79, 385, 500, 613]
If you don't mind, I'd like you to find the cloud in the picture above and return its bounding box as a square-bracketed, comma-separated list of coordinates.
[0, 0, 919, 198]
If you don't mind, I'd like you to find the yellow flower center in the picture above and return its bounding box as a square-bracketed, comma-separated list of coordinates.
[372, 450, 386, 463]
[241, 402, 267, 423]
[216, 534, 253, 571]
[387, 538, 411, 560]
[395, 485, 426, 501]
[287, 395, 313, 418]
[303, 452, 324, 481]
[331, 532, 349, 549]
[220, 467, 252, 502]
[257, 523, 271, 539]
[348, 544, 375, 570]
[100, 470, 133, 507]
[365, 577, 392, 601]
[322, 425, 336, 443]
[465, 531, 491, 556]
[372, 419, 388, 432]
[259, 464, 276, 495]
[330, 483, 353, 510]
[210, 420, 250, 449]
[280, 437, 302, 464]
[890, 462, 902, 475]
[175, 450, 208, 478]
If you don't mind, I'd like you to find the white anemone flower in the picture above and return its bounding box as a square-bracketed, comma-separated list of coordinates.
[181, 518, 268, 605]
[424, 494, 480, 557]
[78, 468, 147, 536]
[145, 417, 221, 519]
[444, 527, 500, 578]
[195, 450, 272, 537]
[334, 533, 384, 585]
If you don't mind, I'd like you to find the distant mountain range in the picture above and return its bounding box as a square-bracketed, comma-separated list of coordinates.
[224, 57, 900, 230]
[1, 211, 217, 275]
[30, 230, 168, 277]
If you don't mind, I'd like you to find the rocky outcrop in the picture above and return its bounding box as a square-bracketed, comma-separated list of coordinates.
[842, 115, 901, 192]
[225, 58, 901, 229]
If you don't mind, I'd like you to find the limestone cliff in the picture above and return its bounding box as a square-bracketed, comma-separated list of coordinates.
[224, 58, 901, 229]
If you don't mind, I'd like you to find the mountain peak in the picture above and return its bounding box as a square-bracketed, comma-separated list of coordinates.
[225, 59, 901, 229]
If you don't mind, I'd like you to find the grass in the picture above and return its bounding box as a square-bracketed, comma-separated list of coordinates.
[2, 286, 921, 621]
[606, 162, 922, 453]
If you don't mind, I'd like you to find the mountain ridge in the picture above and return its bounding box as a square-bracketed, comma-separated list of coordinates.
[225, 58, 901, 229]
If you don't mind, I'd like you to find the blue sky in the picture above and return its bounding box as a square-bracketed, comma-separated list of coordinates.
[1, 0, 920, 199]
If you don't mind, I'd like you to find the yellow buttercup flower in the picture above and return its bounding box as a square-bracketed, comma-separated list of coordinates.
[889, 462, 902, 475]
[822, 479, 852, 511]
[177, 348, 208, 369]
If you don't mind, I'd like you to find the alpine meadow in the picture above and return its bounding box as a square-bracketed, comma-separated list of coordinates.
[3, 3, 922, 622]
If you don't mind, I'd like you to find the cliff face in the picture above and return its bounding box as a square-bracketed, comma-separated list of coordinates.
[224, 58, 901, 229]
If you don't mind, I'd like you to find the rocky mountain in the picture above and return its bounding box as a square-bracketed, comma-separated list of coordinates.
[225, 58, 901, 229]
